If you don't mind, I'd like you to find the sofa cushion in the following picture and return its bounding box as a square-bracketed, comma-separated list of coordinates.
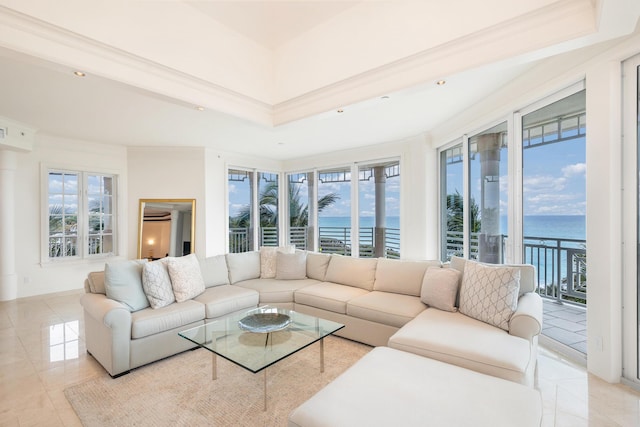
[295, 282, 369, 314]
[142, 259, 175, 309]
[167, 254, 206, 302]
[235, 278, 319, 303]
[199, 255, 230, 288]
[347, 291, 426, 328]
[276, 252, 307, 280]
[420, 267, 461, 312]
[324, 255, 377, 291]
[260, 245, 295, 278]
[104, 259, 149, 312]
[388, 309, 534, 385]
[87, 271, 106, 294]
[459, 260, 520, 331]
[306, 252, 331, 281]
[193, 285, 258, 319]
[226, 251, 261, 284]
[288, 347, 542, 427]
[373, 258, 441, 296]
[131, 299, 205, 339]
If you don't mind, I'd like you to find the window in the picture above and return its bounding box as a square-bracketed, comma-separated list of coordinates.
[287, 172, 316, 250]
[468, 121, 508, 263]
[47, 170, 116, 259]
[228, 168, 279, 253]
[358, 161, 400, 258]
[318, 168, 351, 255]
[440, 142, 464, 261]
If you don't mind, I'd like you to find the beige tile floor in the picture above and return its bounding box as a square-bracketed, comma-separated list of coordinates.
[1, 290, 640, 426]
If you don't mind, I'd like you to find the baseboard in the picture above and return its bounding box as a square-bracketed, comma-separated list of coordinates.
[539, 334, 587, 367]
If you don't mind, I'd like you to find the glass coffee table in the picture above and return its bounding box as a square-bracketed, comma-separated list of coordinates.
[178, 306, 344, 410]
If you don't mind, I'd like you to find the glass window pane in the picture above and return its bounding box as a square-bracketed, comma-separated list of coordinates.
[258, 172, 279, 247]
[440, 142, 464, 261]
[228, 169, 253, 253]
[287, 172, 313, 250]
[48, 172, 63, 194]
[63, 174, 78, 193]
[522, 90, 586, 303]
[468, 121, 508, 263]
[358, 161, 400, 259]
[318, 168, 349, 255]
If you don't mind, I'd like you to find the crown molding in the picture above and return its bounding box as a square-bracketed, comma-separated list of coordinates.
[272, 0, 597, 126]
[0, 5, 274, 126]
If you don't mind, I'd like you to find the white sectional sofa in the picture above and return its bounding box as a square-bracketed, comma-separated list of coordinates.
[81, 249, 542, 389]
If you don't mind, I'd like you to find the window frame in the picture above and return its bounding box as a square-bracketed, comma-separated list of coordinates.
[41, 165, 118, 263]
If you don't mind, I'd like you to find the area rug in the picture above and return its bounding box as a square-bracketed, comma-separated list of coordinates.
[64, 336, 371, 426]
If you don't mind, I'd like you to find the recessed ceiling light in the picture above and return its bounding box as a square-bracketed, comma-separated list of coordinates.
[196, 106, 205, 111]
[73, 71, 86, 77]
[337, 108, 344, 113]
[381, 95, 390, 100]
[436, 80, 446, 86]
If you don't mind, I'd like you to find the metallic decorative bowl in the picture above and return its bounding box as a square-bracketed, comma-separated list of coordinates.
[238, 313, 291, 333]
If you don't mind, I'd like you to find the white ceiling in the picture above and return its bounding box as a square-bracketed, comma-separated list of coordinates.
[185, 1, 361, 49]
[0, 0, 637, 161]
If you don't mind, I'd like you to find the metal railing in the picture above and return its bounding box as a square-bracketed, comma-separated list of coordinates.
[229, 226, 400, 259]
[445, 231, 587, 306]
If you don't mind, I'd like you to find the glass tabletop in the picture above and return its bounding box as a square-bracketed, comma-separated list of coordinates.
[178, 306, 344, 374]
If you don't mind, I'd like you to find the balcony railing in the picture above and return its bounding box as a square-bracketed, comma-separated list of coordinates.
[229, 226, 400, 259]
[445, 232, 587, 306]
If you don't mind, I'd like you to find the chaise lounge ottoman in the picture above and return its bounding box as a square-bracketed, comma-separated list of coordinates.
[288, 347, 542, 427]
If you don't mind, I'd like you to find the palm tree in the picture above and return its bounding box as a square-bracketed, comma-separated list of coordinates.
[230, 182, 339, 228]
[446, 190, 480, 233]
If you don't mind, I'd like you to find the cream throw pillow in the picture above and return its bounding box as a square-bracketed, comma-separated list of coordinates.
[459, 260, 521, 331]
[420, 267, 461, 312]
[275, 252, 307, 280]
[167, 254, 205, 302]
[260, 245, 295, 278]
[142, 259, 175, 309]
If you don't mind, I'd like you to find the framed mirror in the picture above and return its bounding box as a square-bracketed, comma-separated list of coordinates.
[137, 199, 196, 260]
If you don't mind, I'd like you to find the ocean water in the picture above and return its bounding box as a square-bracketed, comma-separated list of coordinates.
[319, 215, 585, 241]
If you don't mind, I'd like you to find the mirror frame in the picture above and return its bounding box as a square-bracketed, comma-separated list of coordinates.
[137, 198, 196, 259]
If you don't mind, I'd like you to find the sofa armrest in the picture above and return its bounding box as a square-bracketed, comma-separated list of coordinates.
[80, 293, 132, 377]
[508, 292, 542, 341]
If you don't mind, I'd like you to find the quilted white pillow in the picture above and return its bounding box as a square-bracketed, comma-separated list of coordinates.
[166, 254, 205, 302]
[260, 245, 295, 278]
[458, 260, 521, 331]
[142, 259, 175, 309]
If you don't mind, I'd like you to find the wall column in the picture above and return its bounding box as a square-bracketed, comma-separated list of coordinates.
[0, 150, 17, 301]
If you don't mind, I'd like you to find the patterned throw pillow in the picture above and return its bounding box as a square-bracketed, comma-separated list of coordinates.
[459, 260, 521, 331]
[142, 259, 175, 309]
[167, 254, 205, 302]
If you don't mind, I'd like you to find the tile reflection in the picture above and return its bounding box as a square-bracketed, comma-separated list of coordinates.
[49, 320, 79, 362]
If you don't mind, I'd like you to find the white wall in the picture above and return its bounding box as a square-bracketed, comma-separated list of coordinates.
[13, 134, 128, 298]
[127, 147, 206, 258]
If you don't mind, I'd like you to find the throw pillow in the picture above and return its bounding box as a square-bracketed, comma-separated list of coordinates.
[142, 259, 175, 309]
[420, 267, 461, 312]
[104, 259, 149, 312]
[260, 245, 295, 278]
[458, 260, 521, 331]
[167, 254, 205, 302]
[275, 252, 307, 280]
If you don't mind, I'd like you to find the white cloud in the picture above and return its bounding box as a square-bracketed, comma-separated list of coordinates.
[562, 163, 586, 177]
